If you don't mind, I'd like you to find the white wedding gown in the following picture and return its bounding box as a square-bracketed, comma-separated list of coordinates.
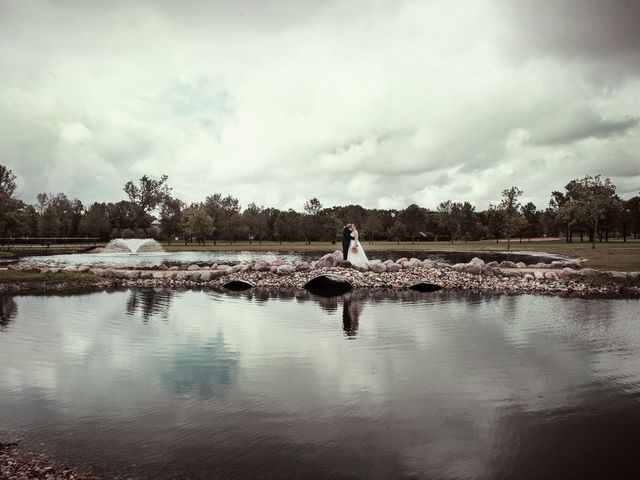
[347, 233, 369, 267]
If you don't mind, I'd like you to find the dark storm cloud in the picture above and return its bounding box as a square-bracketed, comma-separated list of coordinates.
[529, 111, 639, 145]
[498, 0, 640, 78]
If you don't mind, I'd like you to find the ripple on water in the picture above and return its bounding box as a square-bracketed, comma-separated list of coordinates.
[0, 290, 639, 479]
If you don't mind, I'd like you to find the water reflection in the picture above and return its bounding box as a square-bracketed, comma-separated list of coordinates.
[342, 300, 361, 337]
[0, 296, 17, 330]
[0, 290, 639, 479]
[162, 333, 239, 400]
[125, 288, 176, 321]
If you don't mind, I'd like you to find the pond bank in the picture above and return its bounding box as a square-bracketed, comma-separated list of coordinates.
[3, 252, 639, 296]
[0, 441, 99, 480]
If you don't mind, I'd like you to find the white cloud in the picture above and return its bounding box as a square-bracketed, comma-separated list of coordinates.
[0, 0, 639, 211]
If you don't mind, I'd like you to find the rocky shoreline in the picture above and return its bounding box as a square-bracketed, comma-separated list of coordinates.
[0, 441, 97, 480]
[4, 251, 640, 296]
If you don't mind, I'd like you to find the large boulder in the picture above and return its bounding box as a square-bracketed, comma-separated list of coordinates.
[187, 264, 200, 271]
[276, 264, 296, 275]
[254, 261, 270, 272]
[396, 257, 409, 264]
[316, 253, 337, 268]
[516, 262, 527, 268]
[469, 257, 485, 267]
[352, 262, 370, 272]
[270, 258, 286, 267]
[577, 268, 599, 277]
[295, 262, 311, 271]
[336, 260, 352, 268]
[464, 263, 483, 275]
[369, 262, 387, 273]
[386, 263, 401, 272]
[332, 250, 344, 262]
[452, 263, 467, 272]
[498, 260, 517, 269]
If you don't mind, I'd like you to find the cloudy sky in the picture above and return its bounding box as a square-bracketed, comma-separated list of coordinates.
[1, 0, 639, 211]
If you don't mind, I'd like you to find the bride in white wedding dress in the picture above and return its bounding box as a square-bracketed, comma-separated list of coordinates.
[346, 224, 369, 267]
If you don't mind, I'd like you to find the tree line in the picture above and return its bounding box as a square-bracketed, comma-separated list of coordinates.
[1, 164, 638, 249]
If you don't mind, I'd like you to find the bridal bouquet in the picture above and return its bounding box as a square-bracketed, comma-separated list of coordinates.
[351, 245, 358, 253]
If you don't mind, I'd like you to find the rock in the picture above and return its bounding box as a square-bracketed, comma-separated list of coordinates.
[190, 272, 202, 282]
[169, 266, 179, 271]
[254, 261, 270, 272]
[295, 262, 311, 271]
[210, 270, 227, 279]
[577, 268, 599, 277]
[534, 271, 545, 280]
[276, 264, 295, 275]
[396, 257, 409, 264]
[558, 268, 578, 279]
[498, 261, 517, 269]
[199, 271, 212, 282]
[333, 250, 344, 262]
[452, 263, 467, 272]
[187, 264, 200, 271]
[63, 266, 78, 273]
[422, 260, 437, 268]
[550, 260, 567, 269]
[369, 262, 387, 273]
[352, 262, 370, 272]
[316, 253, 337, 268]
[563, 259, 581, 269]
[336, 260, 352, 268]
[610, 271, 627, 279]
[465, 264, 483, 275]
[544, 271, 558, 280]
[486, 261, 499, 267]
[386, 263, 401, 272]
[483, 267, 495, 276]
[469, 257, 485, 267]
[516, 262, 527, 268]
[270, 258, 286, 267]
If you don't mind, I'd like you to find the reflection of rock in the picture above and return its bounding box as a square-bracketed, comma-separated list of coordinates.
[161, 333, 239, 400]
[126, 288, 175, 321]
[0, 296, 18, 329]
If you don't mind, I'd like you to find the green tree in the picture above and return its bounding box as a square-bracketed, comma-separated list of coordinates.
[389, 219, 406, 244]
[244, 203, 268, 244]
[79, 202, 112, 240]
[458, 202, 477, 242]
[159, 196, 185, 245]
[498, 186, 526, 251]
[568, 175, 618, 249]
[521, 202, 540, 242]
[181, 204, 214, 245]
[204, 193, 241, 243]
[0, 165, 19, 238]
[398, 204, 427, 244]
[123, 174, 170, 234]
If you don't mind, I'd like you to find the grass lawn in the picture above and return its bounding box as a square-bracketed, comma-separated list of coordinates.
[0, 270, 105, 290]
[159, 239, 640, 272]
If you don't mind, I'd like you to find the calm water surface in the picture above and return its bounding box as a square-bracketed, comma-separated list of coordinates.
[1, 290, 639, 479]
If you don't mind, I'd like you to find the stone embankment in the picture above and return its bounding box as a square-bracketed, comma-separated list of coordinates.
[6, 251, 640, 296]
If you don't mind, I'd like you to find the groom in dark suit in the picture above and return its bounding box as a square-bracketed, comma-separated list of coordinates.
[342, 223, 352, 261]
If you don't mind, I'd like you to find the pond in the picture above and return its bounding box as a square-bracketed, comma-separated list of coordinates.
[16, 249, 566, 268]
[1, 289, 639, 479]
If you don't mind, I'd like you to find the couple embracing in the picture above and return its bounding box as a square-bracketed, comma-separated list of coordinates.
[341, 223, 369, 268]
